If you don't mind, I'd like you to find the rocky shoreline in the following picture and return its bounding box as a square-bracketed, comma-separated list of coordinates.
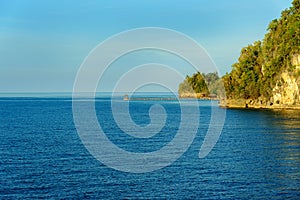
[179, 92, 219, 100]
[219, 99, 300, 110]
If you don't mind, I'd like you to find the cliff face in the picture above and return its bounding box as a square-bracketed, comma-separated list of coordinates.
[272, 72, 299, 106]
[292, 54, 300, 70]
[271, 54, 300, 107]
[221, 1, 300, 109]
[221, 55, 300, 109]
[181, 1, 300, 109]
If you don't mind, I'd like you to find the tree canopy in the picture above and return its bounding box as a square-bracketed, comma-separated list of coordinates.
[179, 0, 300, 101]
[178, 72, 224, 97]
[223, 0, 300, 100]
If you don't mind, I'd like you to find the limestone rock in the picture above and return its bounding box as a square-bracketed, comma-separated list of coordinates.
[272, 72, 299, 105]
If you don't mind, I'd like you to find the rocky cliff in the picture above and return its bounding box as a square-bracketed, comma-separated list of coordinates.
[221, 60, 300, 109]
[272, 54, 300, 106]
[221, 1, 300, 109]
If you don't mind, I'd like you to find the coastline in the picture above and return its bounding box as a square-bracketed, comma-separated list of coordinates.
[219, 99, 300, 110]
[178, 92, 219, 101]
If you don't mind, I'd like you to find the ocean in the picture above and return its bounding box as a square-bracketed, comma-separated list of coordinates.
[0, 93, 299, 199]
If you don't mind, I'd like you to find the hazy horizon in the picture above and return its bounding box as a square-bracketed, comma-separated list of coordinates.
[0, 0, 292, 92]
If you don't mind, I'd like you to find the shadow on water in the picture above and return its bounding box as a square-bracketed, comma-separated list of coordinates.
[216, 108, 300, 198]
[266, 109, 300, 162]
[257, 109, 300, 190]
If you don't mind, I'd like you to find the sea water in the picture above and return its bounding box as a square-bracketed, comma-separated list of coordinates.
[0, 94, 299, 199]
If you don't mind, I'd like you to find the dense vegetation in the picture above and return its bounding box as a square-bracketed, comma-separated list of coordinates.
[179, 0, 300, 100]
[178, 72, 224, 96]
[223, 0, 300, 99]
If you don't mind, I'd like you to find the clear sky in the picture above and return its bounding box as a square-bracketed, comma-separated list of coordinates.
[0, 0, 293, 92]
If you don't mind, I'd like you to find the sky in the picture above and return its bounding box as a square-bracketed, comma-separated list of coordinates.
[0, 0, 293, 92]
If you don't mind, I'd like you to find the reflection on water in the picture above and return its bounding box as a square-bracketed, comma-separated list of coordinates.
[1, 98, 299, 199]
[219, 108, 300, 198]
[262, 109, 300, 191]
[268, 109, 300, 157]
[272, 109, 300, 128]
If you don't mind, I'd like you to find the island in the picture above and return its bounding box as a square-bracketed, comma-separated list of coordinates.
[179, 0, 300, 109]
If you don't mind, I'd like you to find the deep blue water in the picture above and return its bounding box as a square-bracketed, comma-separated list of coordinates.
[1, 96, 300, 199]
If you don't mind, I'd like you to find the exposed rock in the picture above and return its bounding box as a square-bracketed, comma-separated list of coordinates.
[273, 72, 299, 105]
[179, 92, 219, 100]
[221, 54, 300, 110]
[261, 65, 265, 76]
[292, 54, 300, 70]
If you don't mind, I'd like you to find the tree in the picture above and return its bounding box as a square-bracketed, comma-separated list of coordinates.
[220, 1, 300, 100]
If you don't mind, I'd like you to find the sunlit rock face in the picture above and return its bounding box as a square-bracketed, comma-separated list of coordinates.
[292, 54, 300, 70]
[273, 72, 299, 105]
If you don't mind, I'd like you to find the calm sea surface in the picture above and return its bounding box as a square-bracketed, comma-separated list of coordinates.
[0, 95, 299, 199]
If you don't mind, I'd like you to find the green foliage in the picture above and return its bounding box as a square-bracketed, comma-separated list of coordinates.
[178, 72, 224, 96]
[178, 72, 209, 94]
[179, 1, 299, 100]
[204, 72, 225, 96]
[178, 78, 194, 94]
[223, 41, 263, 99]
[222, 1, 300, 100]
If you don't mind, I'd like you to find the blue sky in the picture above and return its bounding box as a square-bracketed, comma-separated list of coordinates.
[0, 0, 292, 92]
